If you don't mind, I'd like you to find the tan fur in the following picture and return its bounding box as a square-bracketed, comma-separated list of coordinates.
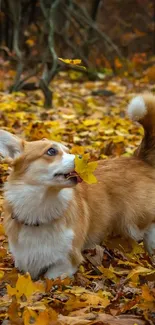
[1, 93, 155, 279]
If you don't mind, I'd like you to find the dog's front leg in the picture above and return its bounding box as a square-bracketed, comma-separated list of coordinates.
[44, 259, 77, 279]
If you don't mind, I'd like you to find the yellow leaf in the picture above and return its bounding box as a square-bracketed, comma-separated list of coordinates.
[7, 273, 45, 301]
[126, 241, 144, 258]
[58, 58, 82, 65]
[104, 128, 114, 135]
[71, 146, 85, 155]
[80, 172, 97, 184]
[24, 308, 58, 325]
[0, 271, 4, 279]
[26, 39, 35, 47]
[75, 155, 87, 174]
[68, 71, 84, 80]
[87, 161, 98, 173]
[83, 153, 90, 160]
[126, 266, 155, 281]
[98, 265, 118, 283]
[83, 119, 99, 127]
[141, 284, 154, 302]
[0, 247, 7, 258]
[81, 292, 110, 307]
[65, 287, 110, 307]
[8, 300, 20, 324]
[61, 114, 76, 120]
[75, 155, 98, 184]
[0, 224, 5, 236]
[23, 308, 37, 325]
[79, 265, 85, 273]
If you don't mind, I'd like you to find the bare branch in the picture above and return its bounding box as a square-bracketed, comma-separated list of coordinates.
[70, 1, 124, 60]
[8, 0, 23, 91]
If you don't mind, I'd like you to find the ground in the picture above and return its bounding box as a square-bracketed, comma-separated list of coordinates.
[0, 69, 155, 325]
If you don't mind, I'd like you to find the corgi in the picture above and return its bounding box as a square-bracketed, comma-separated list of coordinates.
[0, 93, 155, 280]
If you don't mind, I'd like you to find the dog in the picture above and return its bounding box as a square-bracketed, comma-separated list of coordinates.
[0, 93, 155, 280]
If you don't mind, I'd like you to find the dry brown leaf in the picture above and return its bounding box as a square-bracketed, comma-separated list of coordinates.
[59, 313, 145, 325]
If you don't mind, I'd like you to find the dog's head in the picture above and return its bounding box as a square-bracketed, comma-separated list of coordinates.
[0, 130, 82, 188]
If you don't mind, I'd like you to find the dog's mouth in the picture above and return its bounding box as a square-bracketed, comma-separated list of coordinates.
[54, 171, 83, 183]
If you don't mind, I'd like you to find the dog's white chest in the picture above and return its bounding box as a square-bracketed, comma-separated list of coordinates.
[9, 224, 74, 279]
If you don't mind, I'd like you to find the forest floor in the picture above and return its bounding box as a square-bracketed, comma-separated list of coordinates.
[0, 65, 155, 325]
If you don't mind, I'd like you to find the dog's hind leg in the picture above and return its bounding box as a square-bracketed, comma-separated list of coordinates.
[143, 223, 155, 258]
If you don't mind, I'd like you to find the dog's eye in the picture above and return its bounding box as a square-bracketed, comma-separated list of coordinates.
[47, 148, 57, 156]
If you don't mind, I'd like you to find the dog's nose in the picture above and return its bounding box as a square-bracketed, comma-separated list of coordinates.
[78, 155, 82, 159]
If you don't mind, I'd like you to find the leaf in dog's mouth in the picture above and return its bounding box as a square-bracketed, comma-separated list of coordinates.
[54, 172, 83, 183]
[65, 171, 83, 183]
[75, 155, 98, 184]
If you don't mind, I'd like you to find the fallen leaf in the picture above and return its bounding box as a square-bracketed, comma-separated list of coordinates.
[126, 266, 155, 281]
[141, 284, 154, 302]
[59, 312, 145, 325]
[7, 273, 45, 300]
[24, 308, 58, 325]
[0, 224, 5, 236]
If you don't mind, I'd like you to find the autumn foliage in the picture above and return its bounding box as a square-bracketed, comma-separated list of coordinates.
[0, 55, 155, 324]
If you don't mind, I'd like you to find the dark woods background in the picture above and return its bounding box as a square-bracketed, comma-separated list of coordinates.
[0, 0, 154, 107]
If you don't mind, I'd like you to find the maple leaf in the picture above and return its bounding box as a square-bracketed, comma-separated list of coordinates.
[0, 55, 155, 323]
[98, 265, 118, 283]
[7, 273, 45, 301]
[23, 308, 58, 325]
[81, 292, 110, 307]
[75, 155, 98, 184]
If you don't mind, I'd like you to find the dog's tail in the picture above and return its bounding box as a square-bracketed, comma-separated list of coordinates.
[128, 93, 155, 166]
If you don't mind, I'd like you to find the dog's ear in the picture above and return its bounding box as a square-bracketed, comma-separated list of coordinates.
[0, 130, 24, 159]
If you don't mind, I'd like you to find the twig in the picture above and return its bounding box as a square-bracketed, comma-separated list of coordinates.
[8, 0, 23, 92]
[39, 0, 61, 107]
[71, 1, 124, 60]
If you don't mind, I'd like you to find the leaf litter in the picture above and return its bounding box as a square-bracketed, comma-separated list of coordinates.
[0, 68, 155, 324]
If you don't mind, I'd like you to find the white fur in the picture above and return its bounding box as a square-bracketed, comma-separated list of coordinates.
[24, 151, 75, 187]
[45, 259, 77, 279]
[0, 130, 22, 158]
[3, 137, 77, 279]
[128, 96, 147, 121]
[62, 152, 75, 169]
[5, 180, 75, 279]
[4, 184, 73, 224]
[9, 225, 74, 279]
[0, 131, 77, 279]
[128, 225, 146, 242]
[144, 224, 155, 255]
